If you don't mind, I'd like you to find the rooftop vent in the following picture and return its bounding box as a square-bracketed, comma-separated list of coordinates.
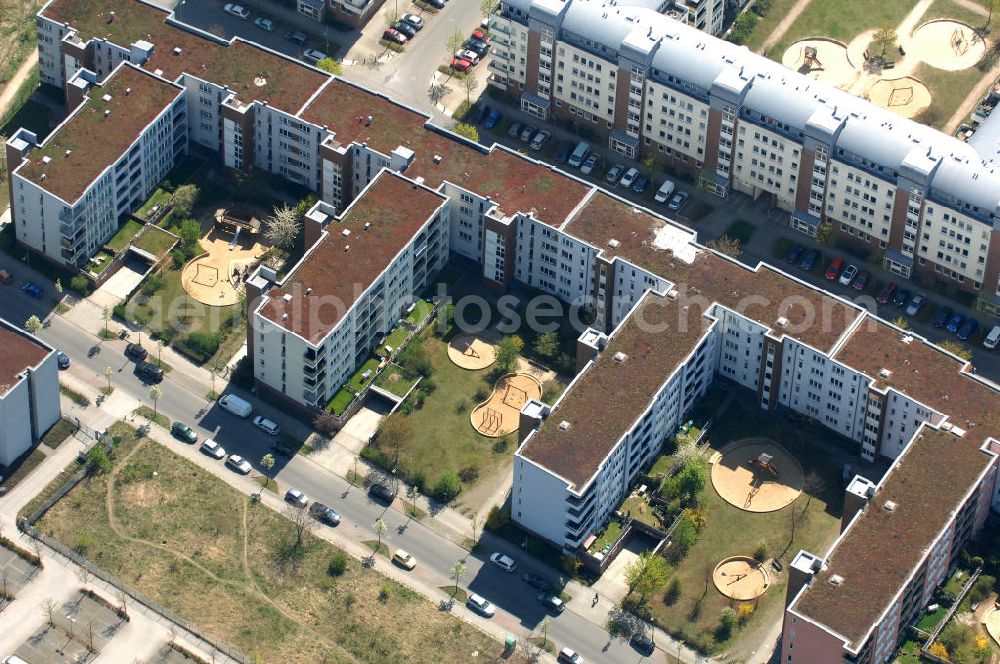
[305, 287, 313, 295]
[608, 238, 620, 249]
[666, 289, 678, 299]
[173, 47, 182, 56]
[613, 351, 628, 363]
[558, 420, 571, 431]
[41, 156, 51, 164]
[101, 94, 112, 102]
[65, 149, 72, 157]
[883, 501, 898, 512]
[433, 154, 442, 164]
[344, 245, 350, 252]
[40, 174, 46, 180]
[282, 294, 293, 303]
[341, 228, 351, 238]
[879, 368, 892, 379]
[253, 76, 267, 87]
[776, 316, 788, 327]
[829, 574, 844, 586]
[125, 87, 131, 95]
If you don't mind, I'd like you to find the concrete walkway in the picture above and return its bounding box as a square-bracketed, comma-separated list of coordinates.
[0, 51, 38, 121]
[758, 0, 815, 54]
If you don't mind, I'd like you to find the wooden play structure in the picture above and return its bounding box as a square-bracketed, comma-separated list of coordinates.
[802, 45, 823, 71]
[747, 452, 779, 479]
[214, 206, 261, 242]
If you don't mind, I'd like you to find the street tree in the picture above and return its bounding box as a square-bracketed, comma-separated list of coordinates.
[264, 204, 302, 250]
[480, 0, 499, 18]
[102, 306, 111, 335]
[316, 57, 343, 75]
[41, 598, 56, 626]
[24, 315, 43, 335]
[54, 279, 63, 296]
[374, 518, 388, 557]
[283, 501, 316, 549]
[449, 560, 467, 597]
[156, 339, 164, 365]
[624, 551, 671, 605]
[104, 367, 113, 395]
[446, 29, 466, 57]
[148, 385, 163, 415]
[170, 184, 199, 217]
[461, 73, 478, 104]
[260, 453, 276, 473]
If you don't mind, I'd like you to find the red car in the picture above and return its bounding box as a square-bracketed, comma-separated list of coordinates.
[876, 282, 897, 304]
[471, 28, 491, 45]
[852, 269, 871, 291]
[383, 28, 407, 44]
[450, 57, 473, 72]
[824, 256, 844, 281]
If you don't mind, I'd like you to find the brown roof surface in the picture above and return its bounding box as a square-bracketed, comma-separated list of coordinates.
[0, 321, 51, 396]
[520, 291, 714, 489]
[300, 79, 591, 225]
[793, 427, 992, 648]
[44, 0, 327, 112]
[17, 64, 181, 203]
[564, 193, 861, 353]
[260, 171, 446, 343]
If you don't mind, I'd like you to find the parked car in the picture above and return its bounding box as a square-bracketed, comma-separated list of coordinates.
[892, 288, 910, 308]
[271, 442, 294, 458]
[653, 179, 675, 203]
[223, 3, 250, 19]
[957, 318, 979, 341]
[785, 244, 805, 264]
[824, 257, 845, 280]
[507, 122, 524, 139]
[946, 312, 965, 334]
[530, 130, 550, 151]
[449, 57, 472, 72]
[21, 282, 43, 299]
[302, 49, 327, 64]
[225, 454, 252, 474]
[383, 28, 407, 44]
[309, 501, 342, 525]
[605, 164, 624, 184]
[521, 572, 552, 592]
[464, 39, 489, 58]
[619, 167, 640, 188]
[557, 648, 584, 663]
[985, 324, 1000, 349]
[931, 306, 954, 328]
[519, 125, 536, 142]
[424, 0, 445, 8]
[470, 29, 491, 45]
[219, 394, 253, 418]
[200, 439, 226, 459]
[851, 270, 870, 291]
[905, 293, 925, 317]
[368, 482, 397, 503]
[56, 351, 71, 370]
[667, 191, 689, 211]
[632, 175, 650, 194]
[490, 552, 517, 572]
[170, 421, 198, 443]
[481, 108, 501, 129]
[125, 343, 148, 361]
[579, 154, 599, 175]
[800, 249, 821, 271]
[630, 632, 655, 655]
[876, 282, 897, 304]
[136, 361, 163, 382]
[537, 593, 565, 613]
[555, 141, 573, 163]
[253, 415, 280, 435]
[392, 549, 417, 570]
[466, 593, 495, 617]
[285, 488, 308, 507]
[454, 48, 479, 65]
[838, 264, 858, 286]
[253, 17, 274, 31]
[400, 13, 424, 30]
[286, 31, 308, 45]
[394, 22, 417, 39]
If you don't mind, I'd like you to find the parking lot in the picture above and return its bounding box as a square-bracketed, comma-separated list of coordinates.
[13, 590, 126, 663]
[0, 546, 39, 598]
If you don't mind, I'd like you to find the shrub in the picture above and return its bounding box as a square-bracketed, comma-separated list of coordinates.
[85, 445, 111, 475]
[726, 12, 758, 46]
[485, 505, 510, 531]
[717, 607, 737, 639]
[178, 218, 201, 247]
[410, 470, 427, 494]
[184, 331, 222, 357]
[665, 514, 697, 564]
[458, 465, 479, 483]
[420, 378, 437, 394]
[69, 275, 91, 295]
[737, 602, 754, 626]
[314, 411, 339, 437]
[378, 586, 390, 602]
[433, 470, 462, 502]
[398, 343, 433, 378]
[754, 541, 768, 563]
[141, 273, 163, 296]
[554, 352, 574, 374]
[492, 437, 509, 454]
[73, 532, 93, 554]
[474, 384, 490, 402]
[327, 552, 349, 576]
[970, 574, 996, 604]
[542, 380, 562, 404]
[453, 123, 479, 142]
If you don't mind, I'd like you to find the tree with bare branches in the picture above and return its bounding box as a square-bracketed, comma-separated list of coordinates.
[283, 502, 316, 549]
[263, 204, 302, 250]
[41, 598, 56, 626]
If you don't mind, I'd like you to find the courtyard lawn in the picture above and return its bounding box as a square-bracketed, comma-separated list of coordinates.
[385, 324, 411, 353]
[135, 187, 172, 220]
[105, 219, 144, 253]
[589, 518, 625, 553]
[648, 399, 846, 655]
[89, 248, 117, 275]
[374, 365, 420, 398]
[405, 299, 435, 326]
[132, 225, 176, 259]
[770, 0, 920, 60]
[347, 357, 381, 393]
[912, 62, 987, 129]
[922, 0, 993, 29]
[36, 423, 508, 664]
[326, 388, 356, 416]
[742, 0, 802, 53]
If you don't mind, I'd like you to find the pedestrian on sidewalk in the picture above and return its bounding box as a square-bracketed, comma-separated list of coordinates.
[592, 592, 599, 606]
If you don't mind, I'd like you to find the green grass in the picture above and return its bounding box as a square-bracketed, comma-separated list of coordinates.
[136, 187, 172, 219]
[41, 418, 77, 449]
[770, 0, 921, 59]
[921, 0, 992, 29]
[647, 399, 846, 654]
[0, 448, 47, 492]
[895, 639, 924, 664]
[37, 422, 506, 663]
[133, 406, 168, 429]
[347, 358, 381, 392]
[916, 605, 946, 631]
[132, 226, 176, 259]
[589, 518, 625, 553]
[912, 62, 987, 130]
[326, 388, 356, 416]
[405, 299, 434, 326]
[385, 325, 411, 352]
[255, 476, 278, 492]
[742, 0, 802, 53]
[60, 384, 91, 407]
[373, 366, 420, 398]
[104, 219, 145, 253]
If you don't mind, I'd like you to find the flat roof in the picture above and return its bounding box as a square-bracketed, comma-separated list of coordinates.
[564, 193, 861, 353]
[0, 320, 52, 396]
[300, 79, 591, 225]
[259, 171, 447, 344]
[520, 290, 714, 489]
[792, 427, 992, 649]
[17, 64, 182, 203]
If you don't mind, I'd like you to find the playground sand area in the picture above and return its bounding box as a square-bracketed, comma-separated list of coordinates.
[866, 76, 932, 118]
[710, 437, 804, 513]
[910, 20, 986, 71]
[448, 332, 499, 370]
[713, 556, 771, 601]
[471, 372, 542, 437]
[181, 227, 267, 306]
[782, 39, 858, 89]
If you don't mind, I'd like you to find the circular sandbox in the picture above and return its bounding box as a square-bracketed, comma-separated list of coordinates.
[713, 556, 771, 601]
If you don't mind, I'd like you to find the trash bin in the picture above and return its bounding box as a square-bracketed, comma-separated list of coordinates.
[503, 635, 517, 656]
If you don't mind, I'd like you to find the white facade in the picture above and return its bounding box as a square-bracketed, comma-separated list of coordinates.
[0, 321, 61, 467]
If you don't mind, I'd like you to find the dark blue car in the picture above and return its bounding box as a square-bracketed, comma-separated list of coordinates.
[555, 141, 573, 164]
[931, 306, 953, 328]
[481, 108, 501, 129]
[957, 318, 979, 341]
[785, 244, 805, 264]
[21, 282, 43, 299]
[799, 249, 820, 271]
[946, 313, 965, 334]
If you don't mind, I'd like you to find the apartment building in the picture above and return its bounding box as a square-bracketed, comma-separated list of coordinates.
[0, 319, 61, 467]
[488, 0, 1000, 307]
[5, 63, 185, 269]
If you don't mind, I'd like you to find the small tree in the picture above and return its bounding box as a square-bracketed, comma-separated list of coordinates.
[705, 235, 742, 258]
[328, 552, 349, 576]
[871, 26, 897, 58]
[939, 340, 973, 361]
[264, 204, 302, 250]
[891, 316, 910, 330]
[314, 411, 339, 437]
[462, 73, 478, 104]
[718, 607, 738, 638]
[449, 560, 467, 597]
[624, 551, 670, 605]
[85, 444, 111, 475]
[54, 278, 63, 296]
[534, 331, 559, 358]
[178, 219, 201, 247]
[377, 415, 412, 465]
[446, 29, 466, 58]
[24, 315, 43, 335]
[148, 385, 163, 415]
[815, 221, 834, 247]
[316, 57, 342, 75]
[156, 339, 164, 365]
[453, 123, 479, 142]
[170, 184, 199, 217]
[260, 453, 276, 473]
[374, 518, 388, 557]
[383, 7, 400, 27]
[433, 470, 462, 502]
[282, 502, 316, 553]
[496, 335, 524, 372]
[41, 598, 56, 626]
[104, 366, 114, 394]
[480, 0, 499, 18]
[102, 306, 111, 335]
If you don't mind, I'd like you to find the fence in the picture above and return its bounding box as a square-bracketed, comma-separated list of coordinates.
[921, 567, 981, 659]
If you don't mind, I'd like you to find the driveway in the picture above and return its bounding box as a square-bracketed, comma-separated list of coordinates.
[96, 253, 149, 301]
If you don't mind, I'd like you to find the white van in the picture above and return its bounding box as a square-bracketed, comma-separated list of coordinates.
[654, 179, 676, 203]
[567, 141, 591, 168]
[984, 325, 1000, 349]
[219, 394, 253, 418]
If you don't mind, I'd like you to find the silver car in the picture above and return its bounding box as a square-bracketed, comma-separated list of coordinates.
[200, 439, 226, 459]
[225, 454, 252, 474]
[467, 593, 495, 617]
[253, 415, 280, 435]
[285, 488, 308, 507]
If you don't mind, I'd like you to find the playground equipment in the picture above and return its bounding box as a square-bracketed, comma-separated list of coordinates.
[214, 206, 261, 239]
[803, 45, 823, 70]
[479, 407, 502, 435]
[952, 27, 970, 55]
[747, 452, 779, 479]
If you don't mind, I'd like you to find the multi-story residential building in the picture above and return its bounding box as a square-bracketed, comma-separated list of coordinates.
[488, 0, 1000, 310]
[15, 3, 1000, 661]
[0, 318, 61, 467]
